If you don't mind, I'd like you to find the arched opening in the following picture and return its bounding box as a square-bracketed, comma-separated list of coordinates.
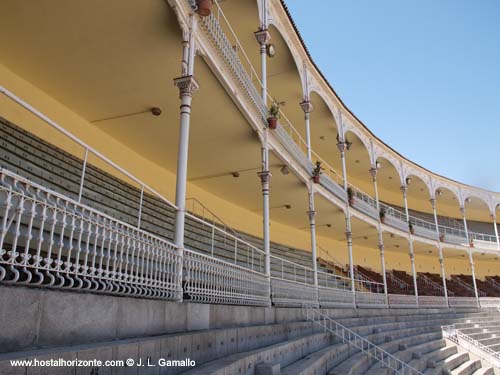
[343, 130, 373, 195]
[374, 157, 404, 208]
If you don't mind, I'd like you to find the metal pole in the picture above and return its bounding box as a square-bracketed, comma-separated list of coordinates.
[431, 198, 449, 306]
[308, 185, 318, 288]
[137, 185, 144, 229]
[338, 140, 356, 307]
[370, 167, 388, 306]
[78, 147, 89, 202]
[255, 29, 272, 292]
[300, 100, 313, 161]
[401, 185, 419, 306]
[492, 214, 500, 251]
[461, 206, 480, 307]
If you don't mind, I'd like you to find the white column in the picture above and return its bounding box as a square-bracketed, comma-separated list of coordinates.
[369, 167, 388, 305]
[255, 29, 272, 282]
[430, 198, 449, 306]
[401, 185, 419, 305]
[308, 185, 318, 288]
[338, 141, 356, 306]
[173, 37, 199, 300]
[461, 206, 480, 306]
[492, 214, 500, 251]
[300, 100, 313, 161]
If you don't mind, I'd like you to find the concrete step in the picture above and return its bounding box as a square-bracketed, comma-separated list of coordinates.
[450, 359, 481, 375]
[472, 367, 495, 375]
[424, 352, 469, 375]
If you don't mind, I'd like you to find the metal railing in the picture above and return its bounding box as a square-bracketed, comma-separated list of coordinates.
[452, 276, 486, 297]
[183, 248, 269, 306]
[0, 169, 183, 300]
[305, 305, 424, 374]
[442, 324, 500, 368]
[418, 273, 453, 296]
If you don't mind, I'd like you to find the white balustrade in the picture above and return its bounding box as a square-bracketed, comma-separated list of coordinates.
[183, 249, 269, 306]
[0, 169, 182, 300]
[417, 295, 447, 307]
[271, 278, 318, 307]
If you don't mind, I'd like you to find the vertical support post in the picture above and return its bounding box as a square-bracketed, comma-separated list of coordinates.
[300, 100, 313, 161]
[401, 185, 419, 306]
[430, 198, 449, 306]
[338, 139, 356, 307]
[308, 183, 318, 289]
[78, 147, 89, 203]
[173, 20, 199, 300]
[492, 214, 500, 251]
[370, 167, 388, 306]
[255, 28, 272, 293]
[461, 206, 480, 307]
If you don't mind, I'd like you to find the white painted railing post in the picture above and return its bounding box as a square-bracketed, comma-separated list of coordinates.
[370, 166, 388, 306]
[173, 17, 199, 301]
[137, 184, 144, 229]
[401, 184, 419, 306]
[337, 133, 356, 307]
[431, 198, 449, 307]
[461, 206, 480, 307]
[255, 28, 272, 296]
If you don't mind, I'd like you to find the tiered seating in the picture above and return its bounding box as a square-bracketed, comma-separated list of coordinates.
[454, 274, 499, 297]
[177, 308, 493, 375]
[423, 273, 473, 297]
[356, 266, 408, 295]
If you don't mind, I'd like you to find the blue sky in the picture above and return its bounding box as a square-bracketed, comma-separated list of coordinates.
[285, 0, 500, 192]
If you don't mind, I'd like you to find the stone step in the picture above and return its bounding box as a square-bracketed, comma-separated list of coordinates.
[471, 367, 495, 375]
[450, 359, 482, 375]
[424, 352, 469, 375]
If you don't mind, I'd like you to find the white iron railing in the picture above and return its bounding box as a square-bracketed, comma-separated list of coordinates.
[387, 271, 411, 292]
[183, 249, 269, 306]
[305, 306, 424, 374]
[0, 168, 182, 300]
[442, 324, 500, 368]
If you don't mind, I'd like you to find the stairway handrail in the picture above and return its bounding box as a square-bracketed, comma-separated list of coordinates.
[305, 305, 424, 375]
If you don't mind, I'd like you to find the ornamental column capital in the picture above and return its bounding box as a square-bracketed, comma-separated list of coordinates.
[257, 170, 272, 184]
[337, 142, 347, 153]
[429, 198, 436, 209]
[173, 75, 199, 98]
[460, 206, 466, 217]
[299, 100, 314, 114]
[369, 167, 378, 179]
[254, 29, 271, 46]
[400, 185, 408, 195]
[307, 210, 317, 221]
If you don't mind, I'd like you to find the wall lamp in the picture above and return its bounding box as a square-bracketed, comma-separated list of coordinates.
[406, 177, 412, 185]
[376, 161, 382, 169]
[280, 165, 290, 175]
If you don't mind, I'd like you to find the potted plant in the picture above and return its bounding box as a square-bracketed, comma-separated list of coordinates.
[347, 187, 355, 206]
[439, 233, 445, 242]
[469, 239, 474, 248]
[267, 102, 280, 130]
[409, 222, 415, 235]
[312, 161, 323, 183]
[379, 207, 387, 224]
[196, 0, 213, 17]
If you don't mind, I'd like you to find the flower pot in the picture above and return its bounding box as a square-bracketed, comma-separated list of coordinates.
[410, 227, 415, 235]
[267, 117, 278, 130]
[439, 234, 445, 242]
[348, 197, 355, 206]
[196, 0, 213, 17]
[313, 175, 320, 184]
[380, 217, 386, 224]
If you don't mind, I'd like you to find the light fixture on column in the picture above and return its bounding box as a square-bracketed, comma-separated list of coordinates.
[280, 165, 290, 175]
[406, 177, 412, 185]
[436, 189, 443, 197]
[376, 161, 382, 169]
[465, 197, 471, 204]
[266, 43, 276, 57]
